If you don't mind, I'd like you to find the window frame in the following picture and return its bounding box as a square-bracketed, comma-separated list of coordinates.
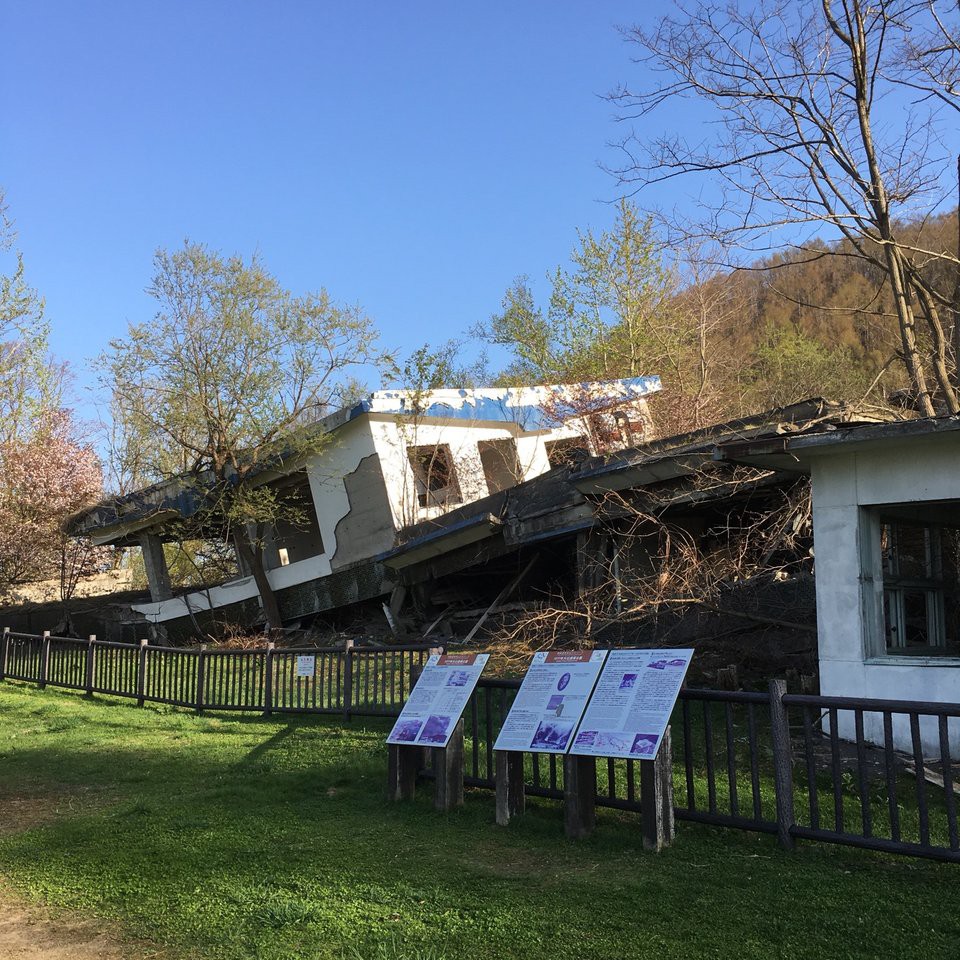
[859, 505, 960, 663]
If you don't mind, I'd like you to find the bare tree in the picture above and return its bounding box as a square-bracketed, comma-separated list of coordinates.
[611, 0, 960, 415]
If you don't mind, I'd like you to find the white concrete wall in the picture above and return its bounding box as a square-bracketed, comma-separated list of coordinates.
[303, 417, 381, 564]
[811, 435, 960, 752]
[366, 414, 577, 530]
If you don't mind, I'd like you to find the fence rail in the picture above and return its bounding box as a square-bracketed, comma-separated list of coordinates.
[1, 628, 957, 863]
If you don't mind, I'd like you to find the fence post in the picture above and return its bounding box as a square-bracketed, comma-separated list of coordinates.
[0, 627, 9, 682]
[195, 644, 206, 714]
[263, 642, 275, 717]
[639, 725, 675, 852]
[38, 630, 51, 689]
[136, 639, 149, 707]
[342, 638, 354, 721]
[769, 678, 796, 851]
[84, 635, 96, 696]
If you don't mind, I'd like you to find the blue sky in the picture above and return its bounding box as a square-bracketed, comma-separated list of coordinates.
[2, 2, 703, 422]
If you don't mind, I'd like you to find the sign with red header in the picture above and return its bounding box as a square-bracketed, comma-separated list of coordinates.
[386, 653, 489, 749]
[493, 649, 608, 754]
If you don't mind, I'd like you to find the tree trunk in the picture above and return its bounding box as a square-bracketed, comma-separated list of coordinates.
[234, 533, 284, 630]
[911, 275, 960, 413]
[886, 248, 936, 416]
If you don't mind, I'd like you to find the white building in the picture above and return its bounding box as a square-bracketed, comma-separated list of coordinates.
[70, 378, 661, 639]
[721, 416, 960, 752]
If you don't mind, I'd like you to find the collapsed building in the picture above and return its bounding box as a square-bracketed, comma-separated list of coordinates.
[382, 399, 888, 681]
[66, 378, 661, 642]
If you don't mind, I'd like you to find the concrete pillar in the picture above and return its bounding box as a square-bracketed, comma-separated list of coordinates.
[138, 532, 173, 602]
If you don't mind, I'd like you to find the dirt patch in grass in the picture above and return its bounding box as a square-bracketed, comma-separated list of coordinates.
[0, 787, 113, 836]
[0, 886, 167, 960]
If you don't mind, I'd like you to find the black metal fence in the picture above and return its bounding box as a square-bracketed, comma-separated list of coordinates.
[444, 678, 960, 863]
[0, 630, 434, 718]
[2, 629, 958, 863]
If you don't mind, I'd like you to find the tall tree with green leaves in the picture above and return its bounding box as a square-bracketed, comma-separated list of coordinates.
[481, 200, 672, 384]
[102, 242, 390, 629]
[480, 200, 746, 430]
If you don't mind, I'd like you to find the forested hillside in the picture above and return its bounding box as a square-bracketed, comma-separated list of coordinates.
[481, 204, 960, 434]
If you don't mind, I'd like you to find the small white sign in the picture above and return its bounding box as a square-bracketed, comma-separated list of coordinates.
[386, 653, 489, 749]
[569, 649, 694, 760]
[296, 655, 316, 678]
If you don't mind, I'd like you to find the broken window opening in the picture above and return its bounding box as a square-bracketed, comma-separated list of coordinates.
[407, 444, 462, 509]
[477, 438, 522, 495]
[263, 473, 325, 570]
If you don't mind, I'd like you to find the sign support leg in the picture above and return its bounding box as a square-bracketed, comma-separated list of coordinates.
[433, 719, 465, 811]
[640, 725, 675, 852]
[387, 744, 419, 802]
[495, 750, 525, 825]
[563, 754, 596, 839]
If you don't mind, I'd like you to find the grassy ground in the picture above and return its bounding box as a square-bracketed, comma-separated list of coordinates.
[0, 683, 958, 960]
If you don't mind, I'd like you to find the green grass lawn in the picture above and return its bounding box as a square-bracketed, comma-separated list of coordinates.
[0, 683, 958, 960]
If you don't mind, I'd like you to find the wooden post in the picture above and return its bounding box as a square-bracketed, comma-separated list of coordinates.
[342, 638, 354, 721]
[84, 635, 96, 697]
[387, 744, 420, 802]
[195, 644, 207, 714]
[263, 642, 275, 717]
[38, 630, 51, 689]
[136, 639, 149, 706]
[495, 750, 525, 826]
[563, 754, 596, 839]
[0, 627, 9, 682]
[769, 678, 796, 851]
[640, 726, 675, 852]
[433, 718, 465, 811]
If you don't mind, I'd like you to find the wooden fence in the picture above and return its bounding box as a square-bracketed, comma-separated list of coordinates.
[2, 628, 958, 863]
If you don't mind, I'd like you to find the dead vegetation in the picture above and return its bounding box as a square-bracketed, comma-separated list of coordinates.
[477, 469, 819, 685]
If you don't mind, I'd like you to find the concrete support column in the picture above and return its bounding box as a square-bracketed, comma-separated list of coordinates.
[138, 532, 173, 602]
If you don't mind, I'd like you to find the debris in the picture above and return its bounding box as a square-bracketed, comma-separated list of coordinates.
[461, 554, 539, 646]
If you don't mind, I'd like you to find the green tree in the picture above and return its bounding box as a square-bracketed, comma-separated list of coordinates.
[482, 200, 672, 384]
[0, 189, 64, 447]
[102, 241, 390, 630]
[744, 323, 872, 410]
[480, 201, 747, 430]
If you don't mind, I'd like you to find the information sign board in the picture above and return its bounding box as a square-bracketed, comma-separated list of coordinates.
[493, 650, 607, 754]
[569, 649, 693, 760]
[295, 655, 316, 678]
[386, 653, 489, 749]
